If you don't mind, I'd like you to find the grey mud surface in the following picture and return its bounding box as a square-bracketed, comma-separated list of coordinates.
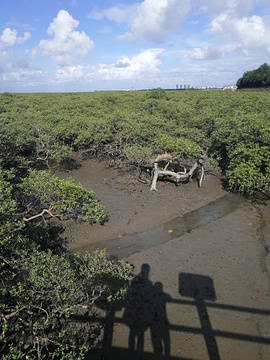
[58, 160, 270, 360]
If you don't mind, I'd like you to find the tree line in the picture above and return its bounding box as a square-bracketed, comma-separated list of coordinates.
[237, 63, 270, 89]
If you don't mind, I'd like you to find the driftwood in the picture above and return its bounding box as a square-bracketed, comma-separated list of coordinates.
[150, 155, 205, 191]
[154, 153, 173, 163]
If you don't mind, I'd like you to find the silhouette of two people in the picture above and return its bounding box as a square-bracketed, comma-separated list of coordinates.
[123, 264, 171, 358]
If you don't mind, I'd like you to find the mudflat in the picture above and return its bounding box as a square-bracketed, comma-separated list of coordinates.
[58, 159, 270, 360]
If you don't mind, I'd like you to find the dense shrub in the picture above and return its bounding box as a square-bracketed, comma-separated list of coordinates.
[1, 90, 269, 195]
[236, 63, 270, 89]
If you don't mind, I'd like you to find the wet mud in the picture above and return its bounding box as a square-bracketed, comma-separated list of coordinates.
[58, 159, 270, 360]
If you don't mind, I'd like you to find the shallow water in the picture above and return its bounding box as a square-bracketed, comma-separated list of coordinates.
[72, 193, 246, 259]
[163, 193, 245, 238]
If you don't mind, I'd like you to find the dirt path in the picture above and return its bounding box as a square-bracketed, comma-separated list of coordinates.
[58, 159, 270, 360]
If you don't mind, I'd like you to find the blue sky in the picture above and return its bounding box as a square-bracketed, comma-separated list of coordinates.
[0, 0, 270, 92]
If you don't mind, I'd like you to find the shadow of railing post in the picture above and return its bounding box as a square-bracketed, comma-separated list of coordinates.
[179, 273, 221, 360]
[102, 305, 115, 354]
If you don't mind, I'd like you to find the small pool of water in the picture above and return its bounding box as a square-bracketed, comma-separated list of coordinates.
[72, 193, 246, 259]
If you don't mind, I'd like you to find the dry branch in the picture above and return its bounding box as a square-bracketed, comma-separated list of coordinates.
[23, 208, 60, 222]
[150, 155, 205, 191]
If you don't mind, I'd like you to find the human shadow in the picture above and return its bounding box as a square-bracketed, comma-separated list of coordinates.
[150, 282, 172, 357]
[122, 263, 155, 357]
[83, 266, 270, 360]
[101, 264, 172, 359]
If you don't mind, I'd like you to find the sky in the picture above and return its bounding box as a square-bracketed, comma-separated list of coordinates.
[0, 0, 270, 92]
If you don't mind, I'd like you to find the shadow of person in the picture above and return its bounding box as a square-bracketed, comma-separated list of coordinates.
[122, 263, 155, 358]
[150, 282, 172, 357]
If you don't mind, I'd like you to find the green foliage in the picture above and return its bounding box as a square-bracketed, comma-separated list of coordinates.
[0, 129, 132, 359]
[1, 90, 270, 194]
[34, 127, 73, 169]
[227, 144, 270, 193]
[149, 88, 168, 99]
[74, 248, 134, 302]
[212, 108, 270, 194]
[154, 133, 201, 158]
[124, 145, 153, 164]
[1, 249, 133, 359]
[0, 169, 28, 277]
[236, 63, 270, 89]
[0, 169, 23, 244]
[20, 170, 106, 224]
[1, 90, 269, 195]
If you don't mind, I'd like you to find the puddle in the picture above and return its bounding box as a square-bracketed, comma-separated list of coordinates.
[72, 193, 246, 259]
[163, 192, 245, 238]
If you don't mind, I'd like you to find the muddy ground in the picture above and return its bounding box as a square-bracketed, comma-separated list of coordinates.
[58, 159, 270, 360]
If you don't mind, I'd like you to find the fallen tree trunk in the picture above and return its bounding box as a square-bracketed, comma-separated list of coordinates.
[150, 157, 205, 191]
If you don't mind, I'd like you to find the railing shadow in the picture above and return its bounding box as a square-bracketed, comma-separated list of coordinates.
[179, 273, 220, 360]
[76, 265, 270, 360]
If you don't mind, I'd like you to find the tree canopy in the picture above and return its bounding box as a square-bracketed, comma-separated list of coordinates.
[236, 63, 270, 89]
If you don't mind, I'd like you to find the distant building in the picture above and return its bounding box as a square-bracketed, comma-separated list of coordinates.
[223, 85, 237, 91]
[176, 84, 179, 90]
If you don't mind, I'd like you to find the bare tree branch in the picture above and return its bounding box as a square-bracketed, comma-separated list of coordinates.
[150, 156, 205, 191]
[23, 208, 60, 222]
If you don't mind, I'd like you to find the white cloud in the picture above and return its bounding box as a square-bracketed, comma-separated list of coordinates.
[1, 68, 43, 82]
[192, 0, 254, 17]
[209, 14, 270, 52]
[192, 0, 227, 15]
[52, 48, 164, 83]
[188, 46, 223, 60]
[25, 48, 37, 57]
[89, 0, 190, 43]
[104, 5, 137, 24]
[184, 2, 269, 62]
[0, 51, 9, 62]
[88, 1, 256, 44]
[96, 48, 164, 80]
[121, 0, 190, 43]
[55, 65, 84, 81]
[39, 10, 94, 64]
[0, 28, 31, 47]
[186, 43, 239, 60]
[87, 5, 136, 23]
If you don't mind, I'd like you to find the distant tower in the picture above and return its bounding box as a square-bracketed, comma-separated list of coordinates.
[180, 85, 182, 89]
[176, 84, 179, 90]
